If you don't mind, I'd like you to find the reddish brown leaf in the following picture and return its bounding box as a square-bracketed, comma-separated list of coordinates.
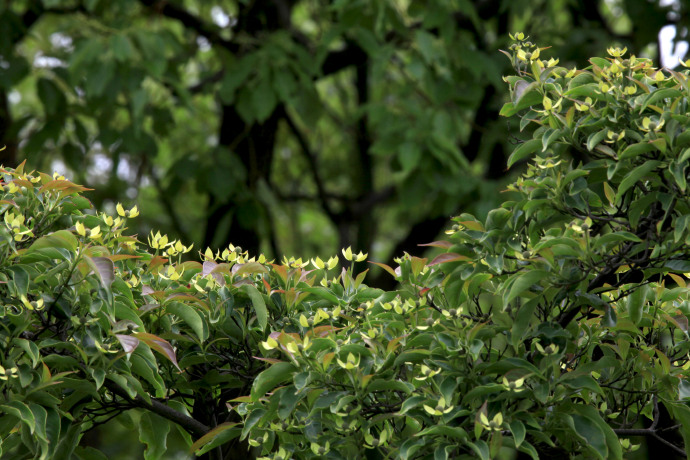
[189, 422, 239, 454]
[134, 332, 181, 371]
[270, 264, 288, 284]
[234, 262, 268, 277]
[418, 240, 453, 249]
[148, 255, 169, 273]
[262, 278, 272, 293]
[86, 256, 115, 287]
[253, 357, 283, 364]
[428, 252, 471, 266]
[369, 261, 398, 278]
[107, 254, 142, 262]
[115, 334, 140, 354]
[202, 260, 218, 276]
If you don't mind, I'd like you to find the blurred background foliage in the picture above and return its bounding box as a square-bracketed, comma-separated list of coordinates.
[0, 0, 687, 457]
[0, 0, 686, 285]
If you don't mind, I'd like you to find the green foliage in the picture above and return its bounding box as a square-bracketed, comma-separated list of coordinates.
[3, 39, 690, 459]
[233, 40, 690, 458]
[0, 0, 676, 272]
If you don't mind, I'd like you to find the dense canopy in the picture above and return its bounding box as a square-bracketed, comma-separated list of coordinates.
[0, 1, 684, 282]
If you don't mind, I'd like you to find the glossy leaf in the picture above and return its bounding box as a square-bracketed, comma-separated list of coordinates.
[240, 284, 268, 331]
[250, 362, 297, 401]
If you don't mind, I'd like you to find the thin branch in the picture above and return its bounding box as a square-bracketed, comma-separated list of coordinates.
[189, 69, 225, 94]
[282, 110, 337, 220]
[276, 191, 349, 202]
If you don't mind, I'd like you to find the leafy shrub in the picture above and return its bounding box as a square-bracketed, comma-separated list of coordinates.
[1, 36, 690, 460]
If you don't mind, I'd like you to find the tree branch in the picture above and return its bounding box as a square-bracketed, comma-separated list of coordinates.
[106, 381, 210, 437]
[138, 0, 236, 50]
[613, 428, 686, 457]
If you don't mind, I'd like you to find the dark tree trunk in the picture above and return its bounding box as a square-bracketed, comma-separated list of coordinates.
[0, 85, 18, 167]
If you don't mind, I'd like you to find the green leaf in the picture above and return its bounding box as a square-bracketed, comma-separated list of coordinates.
[415, 30, 436, 63]
[13, 338, 40, 368]
[669, 161, 687, 192]
[7, 265, 29, 297]
[190, 422, 240, 456]
[52, 420, 81, 460]
[542, 128, 564, 151]
[505, 270, 549, 305]
[507, 139, 542, 168]
[572, 405, 622, 459]
[27, 230, 77, 252]
[639, 87, 682, 113]
[250, 362, 297, 401]
[130, 353, 166, 397]
[252, 78, 277, 123]
[399, 437, 425, 460]
[299, 285, 341, 305]
[399, 395, 426, 415]
[36, 78, 66, 116]
[618, 142, 656, 160]
[219, 57, 254, 104]
[240, 408, 266, 441]
[500, 82, 543, 117]
[90, 368, 106, 390]
[516, 440, 540, 460]
[417, 426, 467, 440]
[0, 401, 36, 435]
[592, 232, 642, 249]
[166, 301, 208, 342]
[560, 375, 604, 395]
[277, 385, 304, 419]
[110, 34, 135, 62]
[139, 413, 170, 460]
[482, 357, 542, 378]
[461, 384, 504, 403]
[615, 161, 660, 201]
[586, 129, 608, 151]
[509, 420, 526, 447]
[564, 83, 605, 100]
[240, 284, 268, 331]
[665, 260, 690, 272]
[433, 443, 453, 460]
[28, 403, 48, 442]
[467, 440, 490, 460]
[627, 285, 647, 325]
[367, 379, 413, 394]
[511, 297, 539, 350]
[568, 414, 607, 459]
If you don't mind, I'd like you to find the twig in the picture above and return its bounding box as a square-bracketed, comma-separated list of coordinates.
[283, 110, 337, 221]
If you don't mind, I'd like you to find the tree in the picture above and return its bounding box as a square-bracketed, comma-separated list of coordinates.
[2, 40, 690, 459]
[0, 1, 684, 285]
